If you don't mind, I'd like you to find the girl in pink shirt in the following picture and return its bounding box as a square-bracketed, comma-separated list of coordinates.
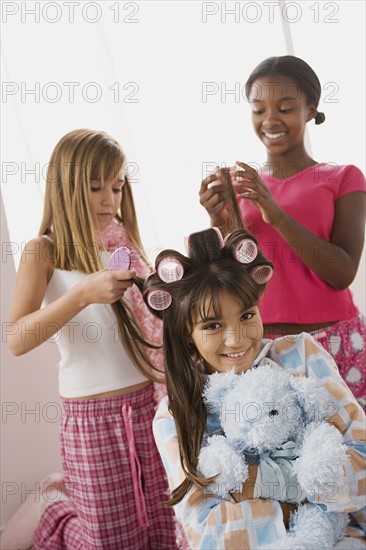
[199, 56, 366, 406]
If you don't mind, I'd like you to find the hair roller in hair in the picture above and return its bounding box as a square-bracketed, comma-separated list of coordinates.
[147, 289, 172, 311]
[251, 265, 273, 284]
[109, 247, 131, 271]
[157, 257, 184, 283]
[184, 235, 191, 256]
[234, 239, 258, 264]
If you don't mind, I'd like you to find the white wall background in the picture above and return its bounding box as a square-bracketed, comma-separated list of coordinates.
[1, 0, 365, 530]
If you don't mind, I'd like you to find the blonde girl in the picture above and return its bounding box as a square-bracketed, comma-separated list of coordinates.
[3, 129, 178, 549]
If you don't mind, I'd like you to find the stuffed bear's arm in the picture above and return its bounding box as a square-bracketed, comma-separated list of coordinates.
[268, 333, 366, 523]
[153, 397, 287, 549]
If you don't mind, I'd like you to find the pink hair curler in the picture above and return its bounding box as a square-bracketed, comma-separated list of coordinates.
[157, 257, 184, 283]
[184, 235, 191, 256]
[147, 289, 172, 311]
[251, 265, 273, 284]
[109, 246, 131, 271]
[234, 239, 258, 264]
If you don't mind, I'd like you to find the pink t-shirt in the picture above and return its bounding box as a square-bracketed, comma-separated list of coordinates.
[238, 163, 366, 324]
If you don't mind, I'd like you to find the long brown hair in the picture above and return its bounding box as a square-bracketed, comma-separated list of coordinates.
[143, 227, 273, 503]
[39, 128, 161, 380]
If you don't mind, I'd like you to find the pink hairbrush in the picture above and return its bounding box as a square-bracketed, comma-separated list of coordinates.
[109, 247, 132, 271]
[108, 246, 144, 292]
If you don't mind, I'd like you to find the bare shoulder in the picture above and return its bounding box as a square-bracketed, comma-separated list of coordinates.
[8, 237, 56, 322]
[20, 236, 55, 281]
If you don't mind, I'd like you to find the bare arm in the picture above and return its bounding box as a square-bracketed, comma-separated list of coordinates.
[270, 192, 365, 289]
[7, 238, 135, 356]
[234, 162, 366, 289]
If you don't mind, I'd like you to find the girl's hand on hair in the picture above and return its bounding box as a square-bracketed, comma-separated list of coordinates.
[78, 269, 135, 306]
[199, 169, 230, 227]
[232, 161, 285, 226]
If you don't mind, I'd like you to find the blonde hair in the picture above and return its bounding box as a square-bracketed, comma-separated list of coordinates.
[39, 128, 149, 270]
[39, 129, 160, 380]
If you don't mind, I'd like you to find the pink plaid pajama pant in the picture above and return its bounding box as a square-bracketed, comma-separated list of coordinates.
[33, 385, 178, 549]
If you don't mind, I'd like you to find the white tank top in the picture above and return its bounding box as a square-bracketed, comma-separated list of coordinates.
[43, 246, 147, 398]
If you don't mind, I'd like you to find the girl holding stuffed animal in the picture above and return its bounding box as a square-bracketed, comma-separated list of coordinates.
[144, 225, 366, 549]
[199, 55, 366, 407]
[2, 129, 180, 549]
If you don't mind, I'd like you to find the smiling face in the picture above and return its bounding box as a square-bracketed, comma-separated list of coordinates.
[190, 291, 263, 374]
[248, 74, 316, 157]
[89, 168, 125, 230]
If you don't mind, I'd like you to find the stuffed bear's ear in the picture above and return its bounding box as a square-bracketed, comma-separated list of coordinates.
[289, 375, 331, 423]
[203, 370, 238, 414]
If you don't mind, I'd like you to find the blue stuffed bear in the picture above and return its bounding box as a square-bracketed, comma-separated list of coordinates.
[197, 361, 350, 549]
